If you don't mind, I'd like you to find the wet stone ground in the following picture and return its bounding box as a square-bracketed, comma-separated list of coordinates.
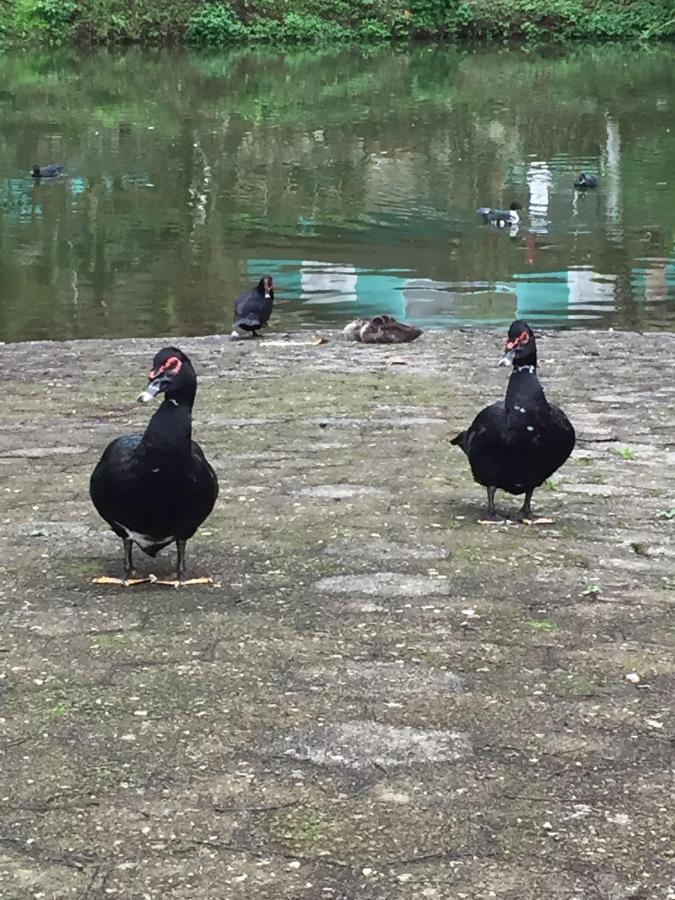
[0, 328, 673, 900]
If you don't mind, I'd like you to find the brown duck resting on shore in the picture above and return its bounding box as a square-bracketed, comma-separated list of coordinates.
[343, 315, 422, 344]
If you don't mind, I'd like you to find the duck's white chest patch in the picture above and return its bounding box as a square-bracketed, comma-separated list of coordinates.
[116, 524, 173, 550]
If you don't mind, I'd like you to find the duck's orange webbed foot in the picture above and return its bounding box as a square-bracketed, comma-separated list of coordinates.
[92, 575, 158, 587]
[152, 576, 217, 589]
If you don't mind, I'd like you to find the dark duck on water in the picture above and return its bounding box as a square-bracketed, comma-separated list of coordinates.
[574, 172, 598, 189]
[451, 321, 575, 521]
[90, 348, 218, 586]
[477, 201, 522, 227]
[31, 164, 63, 178]
[232, 275, 274, 337]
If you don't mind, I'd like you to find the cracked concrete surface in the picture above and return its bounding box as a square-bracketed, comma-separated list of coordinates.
[0, 328, 673, 899]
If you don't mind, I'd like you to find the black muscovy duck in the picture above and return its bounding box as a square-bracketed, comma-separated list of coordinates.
[574, 173, 598, 189]
[451, 321, 575, 521]
[477, 201, 522, 227]
[31, 164, 63, 178]
[343, 315, 423, 344]
[231, 275, 274, 337]
[90, 347, 218, 586]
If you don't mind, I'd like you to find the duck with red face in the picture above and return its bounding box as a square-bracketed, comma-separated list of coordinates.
[451, 321, 575, 521]
[90, 347, 218, 586]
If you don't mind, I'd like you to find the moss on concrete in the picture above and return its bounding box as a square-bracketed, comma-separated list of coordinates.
[0, 328, 673, 898]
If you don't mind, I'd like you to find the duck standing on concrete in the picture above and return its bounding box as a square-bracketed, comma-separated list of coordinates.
[451, 321, 575, 520]
[477, 201, 522, 227]
[90, 347, 218, 586]
[232, 275, 274, 337]
[343, 315, 422, 343]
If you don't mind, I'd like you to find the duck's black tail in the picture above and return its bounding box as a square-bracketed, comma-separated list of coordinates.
[450, 430, 467, 452]
[234, 314, 262, 330]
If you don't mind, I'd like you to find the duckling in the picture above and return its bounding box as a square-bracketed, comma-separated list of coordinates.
[232, 275, 274, 338]
[574, 173, 598, 189]
[343, 315, 422, 343]
[477, 201, 522, 227]
[451, 321, 575, 521]
[90, 348, 218, 586]
[31, 164, 63, 178]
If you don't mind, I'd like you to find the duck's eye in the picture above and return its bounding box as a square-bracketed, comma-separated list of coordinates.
[519, 331, 530, 344]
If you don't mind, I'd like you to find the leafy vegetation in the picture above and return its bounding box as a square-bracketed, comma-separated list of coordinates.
[1, 0, 674, 46]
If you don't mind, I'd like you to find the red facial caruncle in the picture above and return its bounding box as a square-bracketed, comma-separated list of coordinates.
[505, 331, 530, 352]
[149, 357, 182, 380]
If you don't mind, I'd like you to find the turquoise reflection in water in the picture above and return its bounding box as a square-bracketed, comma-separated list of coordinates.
[249, 259, 409, 322]
[247, 258, 674, 330]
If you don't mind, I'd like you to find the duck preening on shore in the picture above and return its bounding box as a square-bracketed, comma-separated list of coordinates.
[451, 321, 575, 521]
[90, 347, 218, 586]
[343, 315, 422, 343]
[232, 275, 274, 337]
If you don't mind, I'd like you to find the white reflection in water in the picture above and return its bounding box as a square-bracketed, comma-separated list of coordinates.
[527, 160, 552, 234]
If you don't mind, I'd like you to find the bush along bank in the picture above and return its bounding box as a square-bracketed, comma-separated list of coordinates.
[1, 0, 674, 46]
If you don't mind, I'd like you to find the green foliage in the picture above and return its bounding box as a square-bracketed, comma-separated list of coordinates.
[186, 3, 247, 44]
[30, 0, 78, 42]
[247, 15, 283, 42]
[281, 12, 349, 43]
[357, 18, 391, 42]
[0, 0, 674, 48]
[72, 0, 198, 43]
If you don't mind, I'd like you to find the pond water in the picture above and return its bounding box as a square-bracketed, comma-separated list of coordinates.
[0, 44, 674, 342]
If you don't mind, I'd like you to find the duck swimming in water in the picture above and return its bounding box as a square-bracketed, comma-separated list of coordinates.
[574, 173, 598, 189]
[477, 201, 522, 227]
[231, 275, 274, 337]
[31, 164, 63, 178]
[90, 347, 218, 586]
[343, 315, 422, 344]
[451, 321, 575, 521]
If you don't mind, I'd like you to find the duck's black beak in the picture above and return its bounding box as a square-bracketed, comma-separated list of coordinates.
[499, 349, 515, 367]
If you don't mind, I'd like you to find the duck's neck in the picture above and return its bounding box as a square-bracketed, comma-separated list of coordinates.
[140, 398, 193, 458]
[510, 211, 520, 224]
[505, 364, 547, 412]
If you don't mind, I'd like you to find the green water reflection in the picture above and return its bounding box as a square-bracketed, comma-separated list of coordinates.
[0, 44, 674, 341]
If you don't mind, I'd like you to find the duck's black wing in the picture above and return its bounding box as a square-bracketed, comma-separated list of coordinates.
[451, 402, 508, 487]
[477, 207, 510, 224]
[182, 441, 219, 539]
[498, 399, 575, 491]
[233, 291, 272, 330]
[90, 433, 175, 554]
[90, 433, 144, 539]
[36, 164, 64, 178]
[542, 403, 576, 470]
